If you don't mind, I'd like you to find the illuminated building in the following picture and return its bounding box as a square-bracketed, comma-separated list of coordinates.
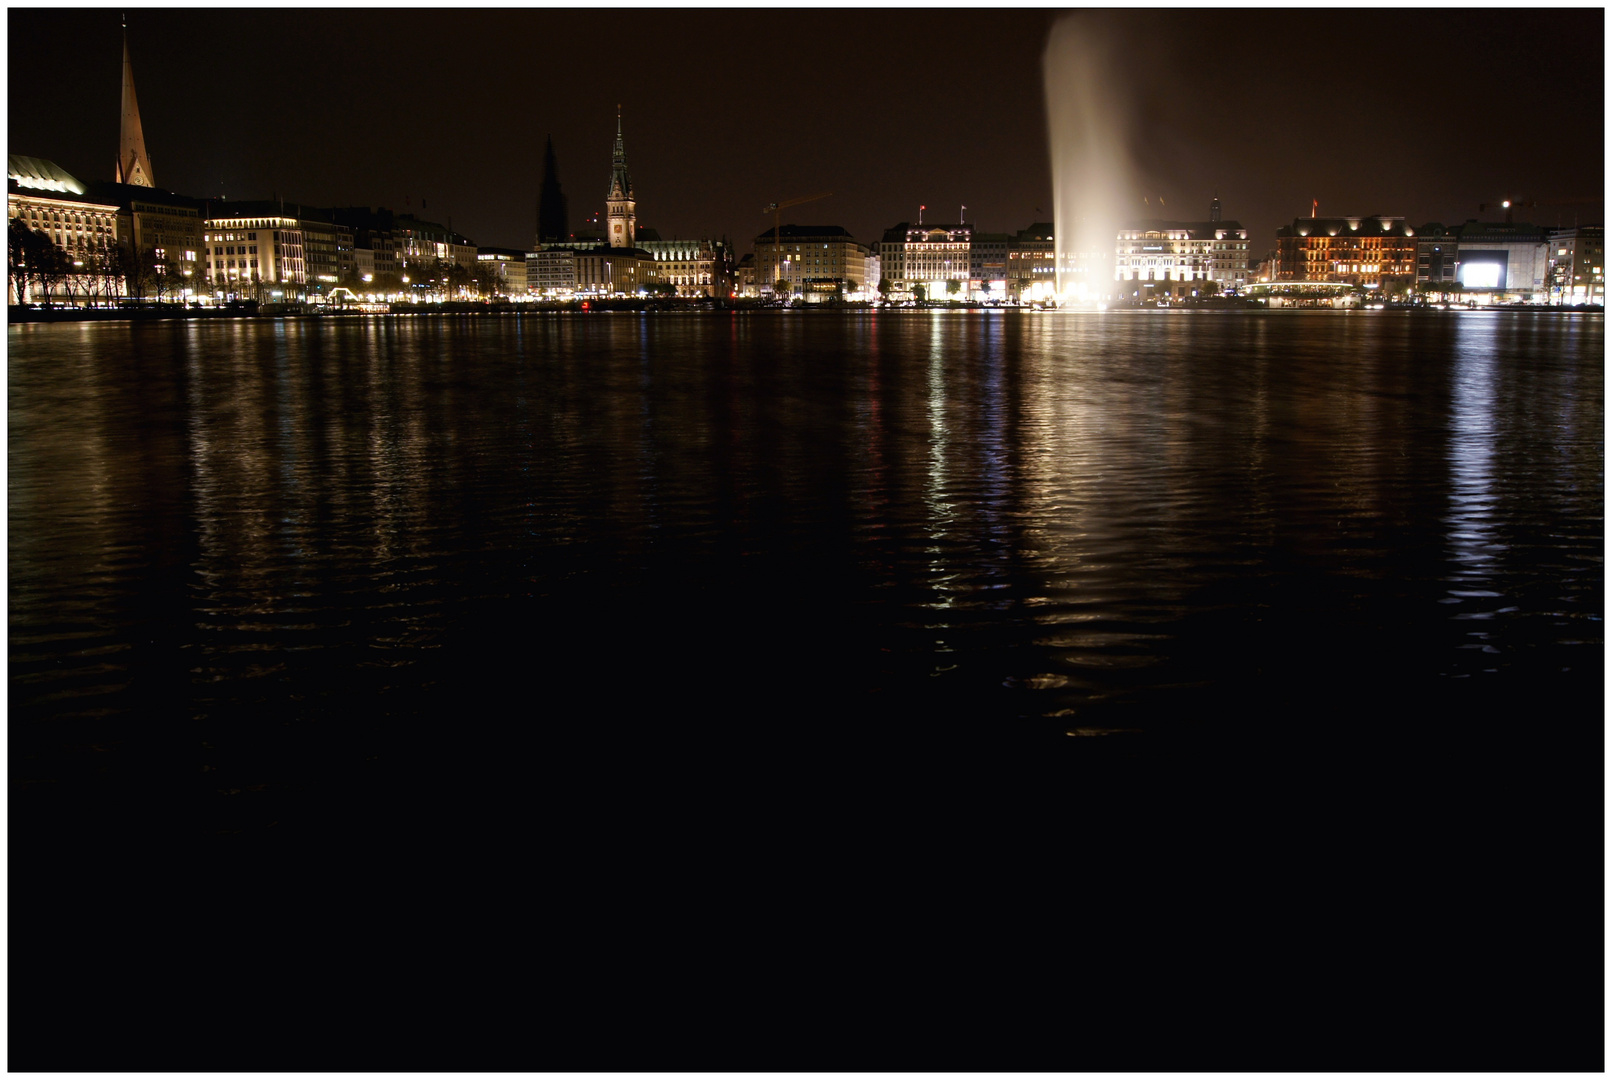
[754, 226, 869, 299]
[7, 156, 123, 303]
[527, 248, 577, 296]
[209, 202, 352, 298]
[1547, 224, 1603, 305]
[574, 246, 651, 295]
[476, 247, 528, 297]
[8, 157, 120, 259]
[1005, 222, 1055, 301]
[1274, 215, 1418, 293]
[640, 238, 726, 297]
[1451, 220, 1550, 300]
[877, 222, 972, 300]
[392, 215, 477, 277]
[1115, 202, 1251, 297]
[605, 110, 637, 249]
[84, 179, 205, 298]
[201, 204, 308, 299]
[970, 232, 1012, 300]
[327, 206, 401, 281]
[115, 23, 155, 188]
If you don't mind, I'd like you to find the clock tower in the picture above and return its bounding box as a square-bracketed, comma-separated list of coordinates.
[605, 108, 635, 249]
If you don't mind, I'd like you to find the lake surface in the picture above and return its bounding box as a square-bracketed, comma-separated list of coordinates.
[9, 309, 1604, 1070]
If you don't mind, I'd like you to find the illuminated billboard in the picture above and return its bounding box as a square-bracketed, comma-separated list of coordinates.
[1459, 252, 1507, 289]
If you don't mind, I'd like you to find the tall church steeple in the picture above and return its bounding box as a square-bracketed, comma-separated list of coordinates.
[537, 135, 569, 244]
[115, 17, 155, 187]
[605, 107, 635, 248]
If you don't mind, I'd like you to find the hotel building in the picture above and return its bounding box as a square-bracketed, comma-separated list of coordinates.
[877, 222, 972, 300]
[1274, 215, 1418, 293]
[1115, 214, 1252, 298]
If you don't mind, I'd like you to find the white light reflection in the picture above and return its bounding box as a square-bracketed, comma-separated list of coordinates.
[1443, 316, 1506, 660]
[924, 315, 958, 621]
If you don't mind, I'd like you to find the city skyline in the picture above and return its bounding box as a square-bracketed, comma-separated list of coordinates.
[6, 8, 1605, 252]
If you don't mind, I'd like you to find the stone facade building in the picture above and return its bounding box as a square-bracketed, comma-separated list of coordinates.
[1115, 209, 1252, 297]
[200, 204, 308, 299]
[754, 225, 869, 299]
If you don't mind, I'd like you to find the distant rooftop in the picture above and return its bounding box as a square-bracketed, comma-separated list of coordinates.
[8, 155, 86, 195]
[1279, 216, 1413, 238]
[1119, 218, 1248, 237]
[755, 224, 855, 243]
[205, 199, 334, 224]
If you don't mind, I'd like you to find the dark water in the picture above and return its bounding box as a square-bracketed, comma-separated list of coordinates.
[10, 310, 1603, 1070]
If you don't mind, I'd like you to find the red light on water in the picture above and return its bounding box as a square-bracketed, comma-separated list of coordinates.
[581, 301, 591, 310]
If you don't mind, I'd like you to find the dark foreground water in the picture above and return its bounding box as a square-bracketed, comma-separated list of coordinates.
[9, 310, 1604, 1070]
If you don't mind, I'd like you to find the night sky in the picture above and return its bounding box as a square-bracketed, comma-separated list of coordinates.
[7, 7, 1604, 252]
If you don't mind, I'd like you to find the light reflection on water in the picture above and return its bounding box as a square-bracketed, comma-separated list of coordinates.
[8, 310, 1602, 835]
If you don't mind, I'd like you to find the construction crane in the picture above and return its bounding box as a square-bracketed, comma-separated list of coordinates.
[1479, 197, 1603, 225]
[762, 191, 832, 295]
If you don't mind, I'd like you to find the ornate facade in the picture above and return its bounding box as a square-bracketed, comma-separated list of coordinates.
[1275, 215, 1418, 293]
[1115, 206, 1252, 296]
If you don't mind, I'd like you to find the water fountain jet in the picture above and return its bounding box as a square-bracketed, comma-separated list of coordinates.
[1043, 14, 1137, 308]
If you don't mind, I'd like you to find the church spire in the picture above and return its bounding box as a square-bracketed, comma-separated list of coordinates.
[116, 18, 155, 187]
[537, 135, 569, 245]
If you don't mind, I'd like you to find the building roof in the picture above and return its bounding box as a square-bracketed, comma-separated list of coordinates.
[203, 199, 336, 224]
[880, 223, 912, 244]
[1278, 216, 1412, 238]
[1120, 218, 1248, 237]
[392, 214, 474, 245]
[8, 155, 88, 195]
[327, 206, 397, 232]
[572, 245, 655, 259]
[1457, 221, 1549, 242]
[755, 224, 856, 243]
[81, 180, 203, 212]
